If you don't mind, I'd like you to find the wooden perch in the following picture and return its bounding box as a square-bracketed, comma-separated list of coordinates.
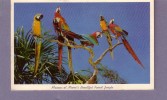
[50, 38, 122, 84]
[94, 43, 123, 65]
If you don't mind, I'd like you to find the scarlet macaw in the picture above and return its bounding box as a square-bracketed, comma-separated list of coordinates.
[100, 16, 114, 59]
[32, 13, 43, 74]
[80, 31, 102, 47]
[108, 19, 144, 67]
[53, 7, 77, 73]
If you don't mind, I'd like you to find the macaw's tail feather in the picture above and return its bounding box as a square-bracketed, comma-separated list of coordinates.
[123, 30, 128, 36]
[105, 32, 114, 59]
[67, 47, 74, 74]
[57, 36, 64, 72]
[58, 44, 63, 72]
[34, 41, 41, 74]
[63, 31, 83, 40]
[80, 40, 94, 47]
[121, 37, 144, 68]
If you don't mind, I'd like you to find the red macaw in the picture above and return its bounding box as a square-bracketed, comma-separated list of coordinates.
[108, 19, 144, 67]
[100, 16, 114, 59]
[32, 13, 43, 74]
[53, 7, 81, 73]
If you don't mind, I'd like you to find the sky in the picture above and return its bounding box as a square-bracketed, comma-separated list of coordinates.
[14, 3, 150, 84]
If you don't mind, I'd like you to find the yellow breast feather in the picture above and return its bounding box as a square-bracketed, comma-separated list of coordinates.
[32, 20, 41, 37]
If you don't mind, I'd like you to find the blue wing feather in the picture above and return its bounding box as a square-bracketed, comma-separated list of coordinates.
[81, 34, 98, 45]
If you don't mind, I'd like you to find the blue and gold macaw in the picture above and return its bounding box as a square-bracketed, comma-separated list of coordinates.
[32, 13, 43, 74]
[100, 16, 114, 59]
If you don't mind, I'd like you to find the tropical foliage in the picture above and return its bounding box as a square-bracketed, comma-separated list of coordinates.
[78, 64, 126, 84]
[14, 27, 126, 84]
[14, 27, 68, 84]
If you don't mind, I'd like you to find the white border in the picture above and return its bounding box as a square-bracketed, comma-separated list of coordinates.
[11, 0, 154, 90]
[12, 0, 152, 3]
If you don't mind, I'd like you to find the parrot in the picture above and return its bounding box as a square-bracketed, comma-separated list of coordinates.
[53, 7, 78, 73]
[100, 16, 114, 59]
[80, 31, 102, 47]
[108, 18, 144, 68]
[32, 13, 43, 74]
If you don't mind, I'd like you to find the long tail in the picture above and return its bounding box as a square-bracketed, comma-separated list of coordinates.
[63, 31, 83, 40]
[121, 36, 144, 68]
[67, 47, 74, 74]
[34, 41, 41, 74]
[58, 44, 63, 72]
[105, 31, 114, 59]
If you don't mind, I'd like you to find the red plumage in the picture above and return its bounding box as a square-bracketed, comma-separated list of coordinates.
[53, 7, 65, 72]
[53, 7, 84, 72]
[62, 31, 83, 40]
[109, 19, 144, 68]
[57, 36, 64, 71]
[122, 37, 144, 68]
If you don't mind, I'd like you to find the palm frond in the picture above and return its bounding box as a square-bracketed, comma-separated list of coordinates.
[14, 27, 68, 84]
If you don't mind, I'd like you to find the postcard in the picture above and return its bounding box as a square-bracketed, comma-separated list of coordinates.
[11, 0, 154, 90]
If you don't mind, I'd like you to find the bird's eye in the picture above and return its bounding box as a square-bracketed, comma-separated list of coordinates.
[35, 14, 43, 21]
[96, 32, 102, 38]
[36, 16, 40, 20]
[97, 34, 102, 38]
[35, 17, 39, 21]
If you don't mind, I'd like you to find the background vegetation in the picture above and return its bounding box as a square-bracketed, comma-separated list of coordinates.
[14, 27, 126, 84]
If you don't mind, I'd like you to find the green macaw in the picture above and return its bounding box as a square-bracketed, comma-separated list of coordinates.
[80, 31, 102, 47]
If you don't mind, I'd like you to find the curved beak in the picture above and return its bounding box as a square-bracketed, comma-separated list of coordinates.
[39, 14, 43, 20]
[35, 14, 43, 21]
[56, 7, 61, 13]
[109, 19, 114, 24]
[99, 32, 103, 38]
[100, 15, 104, 20]
[97, 32, 103, 38]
